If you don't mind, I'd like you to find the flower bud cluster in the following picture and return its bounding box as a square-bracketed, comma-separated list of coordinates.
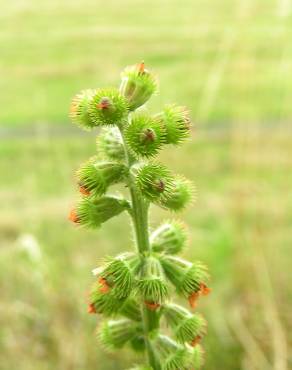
[69, 62, 210, 369]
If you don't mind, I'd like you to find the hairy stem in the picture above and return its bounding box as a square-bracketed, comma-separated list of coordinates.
[119, 126, 161, 370]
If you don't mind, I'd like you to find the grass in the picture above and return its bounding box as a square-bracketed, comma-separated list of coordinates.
[2, 0, 292, 126]
[1, 0, 292, 369]
[1, 129, 291, 369]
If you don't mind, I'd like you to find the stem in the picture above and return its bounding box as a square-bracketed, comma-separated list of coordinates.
[119, 127, 161, 370]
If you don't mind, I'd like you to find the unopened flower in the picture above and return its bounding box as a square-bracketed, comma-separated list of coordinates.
[120, 62, 158, 110]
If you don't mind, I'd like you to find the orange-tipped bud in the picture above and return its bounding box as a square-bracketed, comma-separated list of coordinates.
[96, 97, 111, 110]
[200, 283, 211, 296]
[188, 291, 200, 309]
[138, 61, 145, 74]
[98, 277, 110, 294]
[191, 335, 202, 347]
[87, 303, 96, 314]
[144, 301, 160, 311]
[68, 208, 79, 224]
[79, 185, 90, 196]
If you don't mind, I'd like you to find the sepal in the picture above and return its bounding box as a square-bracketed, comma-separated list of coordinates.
[77, 157, 128, 197]
[159, 176, 195, 211]
[119, 298, 142, 321]
[191, 344, 205, 369]
[69, 89, 96, 130]
[135, 163, 174, 202]
[98, 319, 139, 350]
[137, 256, 168, 305]
[125, 114, 166, 158]
[89, 279, 128, 315]
[99, 253, 136, 299]
[74, 196, 130, 229]
[156, 104, 191, 144]
[97, 127, 125, 161]
[163, 303, 207, 344]
[154, 335, 192, 370]
[120, 62, 158, 110]
[89, 88, 128, 126]
[150, 220, 188, 255]
[159, 255, 209, 302]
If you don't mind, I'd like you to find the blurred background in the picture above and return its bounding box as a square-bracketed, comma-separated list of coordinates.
[1, 0, 291, 369]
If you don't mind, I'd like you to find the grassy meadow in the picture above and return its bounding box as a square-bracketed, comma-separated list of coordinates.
[1, 0, 292, 369]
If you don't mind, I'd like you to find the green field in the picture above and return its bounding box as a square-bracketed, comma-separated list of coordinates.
[1, 0, 292, 369]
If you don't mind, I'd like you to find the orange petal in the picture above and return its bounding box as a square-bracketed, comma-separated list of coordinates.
[68, 208, 79, 223]
[144, 301, 160, 311]
[87, 303, 96, 314]
[191, 335, 202, 347]
[98, 277, 110, 293]
[79, 185, 90, 196]
[200, 283, 211, 296]
[138, 61, 145, 73]
[188, 291, 200, 309]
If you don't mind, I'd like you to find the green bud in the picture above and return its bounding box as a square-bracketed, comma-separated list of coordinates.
[159, 255, 209, 298]
[77, 158, 128, 197]
[150, 220, 188, 255]
[163, 303, 207, 344]
[137, 256, 168, 305]
[192, 344, 205, 369]
[135, 163, 174, 202]
[120, 62, 158, 110]
[90, 280, 128, 315]
[89, 88, 128, 126]
[156, 104, 191, 144]
[159, 176, 194, 212]
[154, 335, 192, 370]
[100, 254, 136, 299]
[98, 319, 140, 350]
[97, 127, 125, 161]
[119, 298, 142, 321]
[69, 89, 96, 130]
[125, 113, 166, 158]
[76, 196, 130, 229]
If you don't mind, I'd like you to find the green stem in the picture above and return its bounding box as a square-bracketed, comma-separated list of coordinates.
[119, 127, 161, 370]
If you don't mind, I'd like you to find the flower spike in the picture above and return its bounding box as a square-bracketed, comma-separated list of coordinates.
[69, 63, 211, 369]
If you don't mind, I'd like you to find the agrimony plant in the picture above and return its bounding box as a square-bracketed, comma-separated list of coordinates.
[69, 62, 211, 370]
